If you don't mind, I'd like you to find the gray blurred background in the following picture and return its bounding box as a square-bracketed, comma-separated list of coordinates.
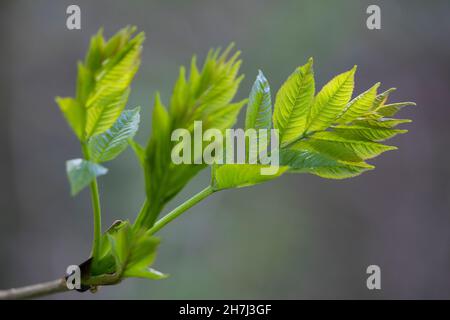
[0, 0, 449, 299]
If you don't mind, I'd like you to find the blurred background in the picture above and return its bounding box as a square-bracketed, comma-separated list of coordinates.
[0, 0, 449, 299]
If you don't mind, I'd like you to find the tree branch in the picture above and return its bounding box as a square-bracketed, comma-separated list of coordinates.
[0, 278, 69, 300]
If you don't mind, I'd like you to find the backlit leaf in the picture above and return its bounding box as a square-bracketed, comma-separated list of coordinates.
[273, 58, 315, 145]
[280, 148, 374, 179]
[306, 66, 356, 133]
[88, 107, 140, 163]
[211, 164, 288, 191]
[245, 70, 272, 131]
[336, 83, 379, 124]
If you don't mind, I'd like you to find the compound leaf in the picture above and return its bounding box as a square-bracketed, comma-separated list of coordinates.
[57, 27, 144, 141]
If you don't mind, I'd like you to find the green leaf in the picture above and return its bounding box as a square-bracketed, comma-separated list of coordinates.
[66, 159, 108, 196]
[292, 131, 396, 162]
[129, 139, 146, 167]
[211, 164, 288, 191]
[107, 220, 132, 267]
[134, 45, 245, 230]
[57, 27, 144, 141]
[372, 88, 396, 110]
[336, 83, 379, 124]
[333, 125, 407, 141]
[56, 97, 85, 140]
[245, 70, 272, 130]
[306, 66, 356, 133]
[352, 118, 412, 129]
[123, 267, 168, 280]
[205, 100, 247, 130]
[375, 102, 416, 117]
[146, 94, 171, 195]
[88, 107, 141, 163]
[76, 63, 94, 105]
[122, 231, 167, 280]
[105, 221, 166, 280]
[170, 44, 244, 130]
[280, 148, 374, 179]
[273, 58, 315, 145]
[190, 47, 244, 119]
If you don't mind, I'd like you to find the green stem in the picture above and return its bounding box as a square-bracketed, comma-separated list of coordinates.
[133, 198, 150, 230]
[133, 199, 164, 231]
[81, 143, 102, 259]
[146, 186, 214, 236]
[89, 178, 102, 258]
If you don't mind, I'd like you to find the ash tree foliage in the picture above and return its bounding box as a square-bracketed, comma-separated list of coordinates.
[55, 27, 413, 292]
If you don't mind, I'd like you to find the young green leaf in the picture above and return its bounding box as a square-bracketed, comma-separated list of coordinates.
[122, 232, 167, 280]
[105, 221, 166, 280]
[352, 118, 412, 129]
[85, 30, 143, 138]
[205, 100, 247, 130]
[134, 46, 246, 230]
[56, 97, 85, 140]
[245, 70, 272, 131]
[129, 139, 146, 167]
[372, 88, 396, 110]
[57, 26, 144, 141]
[306, 66, 356, 133]
[280, 148, 374, 179]
[107, 220, 131, 268]
[336, 83, 379, 124]
[375, 102, 416, 117]
[66, 159, 108, 196]
[211, 164, 288, 191]
[88, 107, 141, 163]
[292, 131, 397, 162]
[123, 267, 167, 280]
[332, 125, 407, 141]
[273, 58, 315, 146]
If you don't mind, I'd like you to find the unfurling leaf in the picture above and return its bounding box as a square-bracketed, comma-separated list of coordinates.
[102, 221, 166, 280]
[133, 45, 246, 230]
[66, 159, 108, 196]
[245, 70, 272, 131]
[88, 107, 141, 163]
[57, 26, 144, 141]
[123, 267, 168, 280]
